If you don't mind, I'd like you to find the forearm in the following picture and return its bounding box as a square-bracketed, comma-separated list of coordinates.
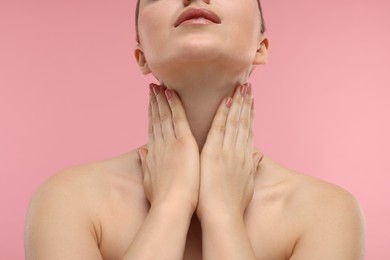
[121, 201, 193, 260]
[200, 213, 256, 260]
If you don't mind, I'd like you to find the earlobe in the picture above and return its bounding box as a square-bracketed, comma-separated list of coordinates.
[253, 37, 269, 65]
[134, 46, 152, 75]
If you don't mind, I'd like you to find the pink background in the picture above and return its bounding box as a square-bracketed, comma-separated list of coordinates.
[1, 0, 389, 259]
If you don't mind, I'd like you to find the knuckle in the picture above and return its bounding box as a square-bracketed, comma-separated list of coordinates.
[214, 123, 225, 133]
[229, 117, 239, 128]
[222, 107, 229, 117]
[176, 135, 195, 146]
[157, 96, 167, 106]
[175, 135, 186, 144]
[233, 97, 242, 107]
[244, 96, 252, 105]
[240, 119, 250, 129]
[172, 114, 183, 125]
[202, 148, 223, 161]
[159, 113, 171, 123]
[219, 124, 226, 133]
[148, 126, 153, 135]
[168, 99, 177, 110]
[152, 116, 160, 125]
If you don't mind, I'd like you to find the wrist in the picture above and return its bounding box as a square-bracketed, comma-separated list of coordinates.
[197, 206, 244, 224]
[151, 199, 196, 218]
[198, 210, 245, 232]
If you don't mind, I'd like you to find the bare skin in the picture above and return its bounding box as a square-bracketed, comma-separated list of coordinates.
[25, 85, 365, 259]
[24, 144, 365, 259]
[25, 1, 365, 258]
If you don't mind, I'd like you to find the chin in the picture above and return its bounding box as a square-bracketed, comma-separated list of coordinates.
[172, 36, 225, 61]
[149, 58, 251, 90]
[146, 39, 254, 82]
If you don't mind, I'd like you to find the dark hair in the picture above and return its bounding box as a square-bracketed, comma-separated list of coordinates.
[135, 0, 266, 43]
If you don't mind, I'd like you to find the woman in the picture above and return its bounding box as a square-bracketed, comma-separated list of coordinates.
[25, 0, 365, 259]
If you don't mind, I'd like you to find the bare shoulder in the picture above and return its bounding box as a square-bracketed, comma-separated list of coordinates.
[282, 163, 366, 231]
[24, 148, 144, 259]
[256, 154, 365, 218]
[256, 154, 366, 259]
[290, 173, 366, 259]
[27, 148, 143, 211]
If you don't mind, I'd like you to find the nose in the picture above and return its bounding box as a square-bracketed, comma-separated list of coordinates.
[183, 0, 210, 6]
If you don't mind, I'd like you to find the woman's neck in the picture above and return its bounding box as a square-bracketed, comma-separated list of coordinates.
[161, 70, 249, 152]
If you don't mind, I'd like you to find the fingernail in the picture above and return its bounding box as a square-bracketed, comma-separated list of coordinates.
[225, 97, 233, 108]
[165, 89, 172, 100]
[240, 84, 248, 97]
[152, 83, 160, 95]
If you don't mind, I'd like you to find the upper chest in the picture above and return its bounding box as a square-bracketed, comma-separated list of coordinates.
[95, 181, 299, 260]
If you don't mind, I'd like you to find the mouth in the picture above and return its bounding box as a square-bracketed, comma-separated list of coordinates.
[174, 8, 222, 28]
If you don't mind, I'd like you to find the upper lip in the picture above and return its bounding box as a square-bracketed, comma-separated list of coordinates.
[174, 8, 221, 27]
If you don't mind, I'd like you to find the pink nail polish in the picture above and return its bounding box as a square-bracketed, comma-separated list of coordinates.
[240, 85, 248, 97]
[225, 97, 233, 108]
[152, 84, 160, 95]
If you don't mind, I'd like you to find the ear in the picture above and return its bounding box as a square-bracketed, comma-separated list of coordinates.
[253, 36, 269, 65]
[134, 45, 152, 75]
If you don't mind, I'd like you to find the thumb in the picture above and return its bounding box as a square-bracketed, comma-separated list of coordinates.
[252, 152, 264, 173]
[137, 148, 148, 170]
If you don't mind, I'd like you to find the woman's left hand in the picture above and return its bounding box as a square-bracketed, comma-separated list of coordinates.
[196, 83, 264, 221]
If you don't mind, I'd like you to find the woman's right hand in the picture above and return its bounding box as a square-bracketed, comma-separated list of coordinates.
[137, 83, 200, 214]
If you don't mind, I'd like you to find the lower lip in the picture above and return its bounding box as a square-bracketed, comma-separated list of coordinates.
[179, 17, 215, 26]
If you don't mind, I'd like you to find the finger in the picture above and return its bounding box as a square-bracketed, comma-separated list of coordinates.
[223, 84, 248, 149]
[137, 148, 151, 194]
[252, 152, 263, 175]
[137, 148, 148, 174]
[246, 96, 255, 155]
[152, 83, 175, 141]
[205, 96, 232, 149]
[236, 83, 253, 150]
[149, 83, 163, 143]
[148, 91, 154, 146]
[165, 88, 193, 139]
